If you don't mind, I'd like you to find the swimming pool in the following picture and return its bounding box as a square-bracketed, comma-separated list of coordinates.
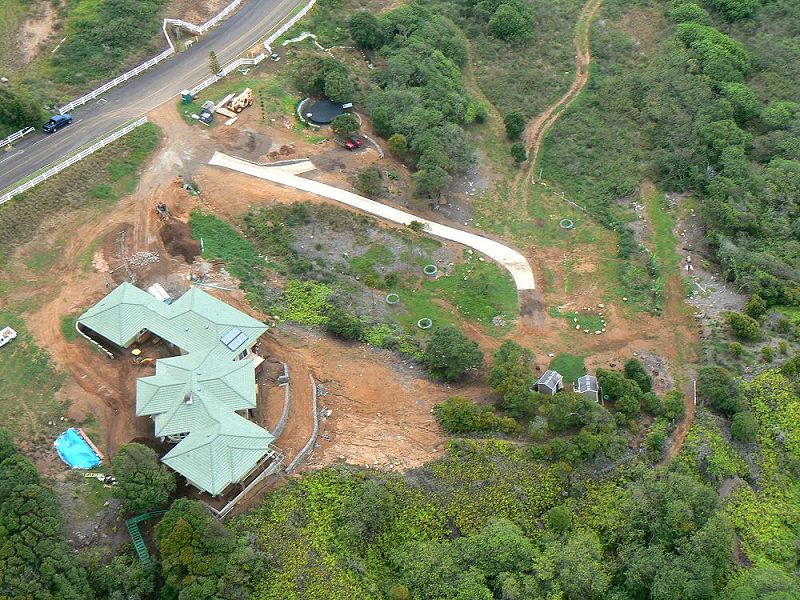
[54, 428, 102, 469]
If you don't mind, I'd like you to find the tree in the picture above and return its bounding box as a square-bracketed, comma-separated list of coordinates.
[340, 478, 396, 546]
[504, 111, 526, 139]
[112, 443, 175, 514]
[349, 11, 384, 49]
[511, 142, 527, 163]
[762, 101, 800, 130]
[0, 427, 17, 462]
[324, 70, 355, 103]
[0, 86, 43, 138]
[551, 531, 611, 599]
[208, 51, 221, 75]
[724, 564, 800, 599]
[92, 552, 155, 600]
[624, 358, 653, 392]
[156, 499, 245, 599]
[0, 454, 39, 503]
[422, 326, 483, 382]
[710, 0, 759, 21]
[434, 396, 483, 433]
[720, 82, 759, 123]
[663, 390, 686, 420]
[547, 505, 572, 533]
[388, 133, 408, 156]
[645, 428, 667, 460]
[731, 411, 758, 442]
[667, 2, 711, 24]
[698, 366, 741, 415]
[488, 3, 533, 43]
[331, 113, 360, 139]
[726, 311, 761, 342]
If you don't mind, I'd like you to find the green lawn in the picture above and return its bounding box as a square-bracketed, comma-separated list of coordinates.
[548, 354, 586, 384]
[645, 188, 681, 275]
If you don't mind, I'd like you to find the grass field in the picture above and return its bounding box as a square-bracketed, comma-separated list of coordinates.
[0, 310, 65, 439]
[0, 0, 29, 70]
[0, 122, 162, 267]
[549, 306, 604, 331]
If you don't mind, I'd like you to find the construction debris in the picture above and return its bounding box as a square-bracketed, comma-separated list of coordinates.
[127, 251, 160, 267]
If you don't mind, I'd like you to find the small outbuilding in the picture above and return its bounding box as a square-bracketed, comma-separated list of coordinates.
[305, 99, 345, 125]
[535, 370, 564, 396]
[575, 374, 600, 402]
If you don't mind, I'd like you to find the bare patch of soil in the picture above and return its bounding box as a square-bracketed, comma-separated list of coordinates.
[15, 0, 58, 66]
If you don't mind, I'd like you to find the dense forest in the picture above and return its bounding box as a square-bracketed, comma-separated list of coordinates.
[544, 0, 800, 310]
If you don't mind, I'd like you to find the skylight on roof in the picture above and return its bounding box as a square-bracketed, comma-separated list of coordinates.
[221, 327, 248, 351]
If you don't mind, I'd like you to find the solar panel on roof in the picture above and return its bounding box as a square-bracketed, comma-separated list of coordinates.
[221, 327, 248, 351]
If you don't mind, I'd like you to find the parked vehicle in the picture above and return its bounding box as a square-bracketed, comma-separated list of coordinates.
[42, 114, 73, 133]
[0, 326, 16, 348]
[344, 137, 364, 151]
[270, 52, 280, 62]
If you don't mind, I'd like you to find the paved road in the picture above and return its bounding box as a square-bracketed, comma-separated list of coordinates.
[209, 152, 537, 291]
[0, 0, 298, 192]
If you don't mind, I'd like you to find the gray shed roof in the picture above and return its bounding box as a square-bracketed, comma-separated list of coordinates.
[576, 375, 599, 393]
[537, 370, 563, 388]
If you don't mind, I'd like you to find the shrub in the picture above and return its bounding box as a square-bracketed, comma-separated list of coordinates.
[726, 311, 761, 342]
[356, 168, 384, 197]
[488, 3, 533, 43]
[744, 294, 767, 319]
[731, 411, 758, 442]
[761, 346, 775, 363]
[433, 396, 514, 434]
[547, 505, 572, 533]
[349, 11, 384, 49]
[663, 390, 686, 420]
[641, 391, 664, 416]
[710, 0, 759, 20]
[729, 342, 744, 357]
[504, 111, 526, 139]
[645, 428, 667, 459]
[324, 306, 364, 341]
[422, 327, 484, 382]
[511, 142, 527, 163]
[624, 358, 653, 392]
[697, 366, 741, 415]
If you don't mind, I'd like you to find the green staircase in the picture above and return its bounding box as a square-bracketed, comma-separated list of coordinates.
[125, 510, 167, 568]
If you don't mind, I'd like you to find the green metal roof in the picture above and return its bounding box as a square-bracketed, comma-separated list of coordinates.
[79, 283, 273, 496]
[162, 401, 275, 496]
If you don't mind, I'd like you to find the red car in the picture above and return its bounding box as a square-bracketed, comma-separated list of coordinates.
[344, 137, 364, 150]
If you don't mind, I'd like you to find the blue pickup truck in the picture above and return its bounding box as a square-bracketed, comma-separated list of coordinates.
[42, 113, 73, 133]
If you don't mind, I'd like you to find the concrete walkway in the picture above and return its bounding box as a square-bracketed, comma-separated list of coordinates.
[209, 152, 536, 291]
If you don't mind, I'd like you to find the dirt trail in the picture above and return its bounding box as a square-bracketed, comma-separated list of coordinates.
[518, 0, 603, 187]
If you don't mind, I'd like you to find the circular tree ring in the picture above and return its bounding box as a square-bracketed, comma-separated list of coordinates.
[417, 318, 433, 330]
[423, 264, 438, 276]
[385, 293, 400, 305]
[559, 218, 574, 230]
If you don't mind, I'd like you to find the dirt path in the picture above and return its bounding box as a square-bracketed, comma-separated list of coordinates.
[518, 0, 603, 187]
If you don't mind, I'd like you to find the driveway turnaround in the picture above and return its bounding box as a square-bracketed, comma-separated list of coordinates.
[0, 0, 300, 192]
[209, 152, 536, 291]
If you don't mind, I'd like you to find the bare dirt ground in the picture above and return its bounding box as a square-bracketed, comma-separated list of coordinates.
[15, 0, 58, 67]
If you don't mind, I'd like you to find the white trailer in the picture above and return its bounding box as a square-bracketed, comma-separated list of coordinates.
[0, 326, 17, 348]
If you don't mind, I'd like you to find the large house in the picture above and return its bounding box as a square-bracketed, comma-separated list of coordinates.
[78, 282, 278, 496]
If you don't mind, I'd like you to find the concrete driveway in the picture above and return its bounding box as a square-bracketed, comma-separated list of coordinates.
[208, 152, 536, 291]
[0, 0, 299, 192]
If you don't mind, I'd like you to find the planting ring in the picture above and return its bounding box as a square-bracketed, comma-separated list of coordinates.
[385, 293, 400, 305]
[417, 318, 432, 330]
[423, 264, 438, 276]
[559, 219, 574, 230]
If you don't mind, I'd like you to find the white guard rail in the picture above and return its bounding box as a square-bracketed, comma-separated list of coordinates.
[0, 127, 35, 148]
[59, 0, 246, 115]
[0, 117, 149, 206]
[187, 0, 316, 96]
